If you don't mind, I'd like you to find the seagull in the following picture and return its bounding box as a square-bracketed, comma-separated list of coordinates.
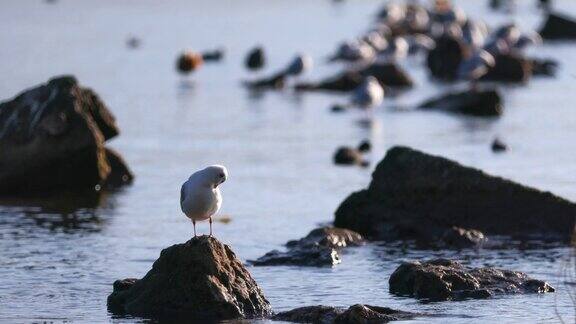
[351, 76, 384, 109]
[180, 165, 228, 237]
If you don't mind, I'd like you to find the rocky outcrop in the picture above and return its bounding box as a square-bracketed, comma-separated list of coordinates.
[272, 304, 417, 323]
[296, 63, 412, 92]
[0, 76, 133, 195]
[441, 227, 487, 249]
[107, 236, 272, 320]
[334, 146, 576, 243]
[539, 13, 576, 40]
[249, 227, 364, 267]
[418, 89, 503, 117]
[389, 259, 555, 301]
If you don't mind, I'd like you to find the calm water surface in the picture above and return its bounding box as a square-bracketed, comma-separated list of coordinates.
[0, 0, 575, 323]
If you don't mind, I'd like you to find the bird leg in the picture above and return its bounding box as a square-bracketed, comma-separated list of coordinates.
[193, 220, 197, 237]
[209, 217, 213, 237]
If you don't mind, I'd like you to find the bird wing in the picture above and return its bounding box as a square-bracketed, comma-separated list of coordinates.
[180, 183, 186, 205]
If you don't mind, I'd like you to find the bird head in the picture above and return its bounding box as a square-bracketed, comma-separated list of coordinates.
[194, 165, 228, 189]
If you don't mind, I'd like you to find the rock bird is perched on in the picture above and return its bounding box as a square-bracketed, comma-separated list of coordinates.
[180, 165, 228, 237]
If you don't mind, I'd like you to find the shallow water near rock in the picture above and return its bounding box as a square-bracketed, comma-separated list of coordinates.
[0, 0, 575, 322]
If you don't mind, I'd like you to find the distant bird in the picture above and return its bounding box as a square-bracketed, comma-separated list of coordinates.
[176, 51, 204, 75]
[330, 40, 375, 62]
[457, 49, 496, 82]
[180, 165, 228, 237]
[493, 24, 522, 48]
[363, 32, 388, 52]
[351, 76, 384, 109]
[285, 54, 313, 77]
[377, 3, 406, 26]
[512, 32, 542, 51]
[377, 37, 409, 62]
[462, 20, 488, 49]
[202, 48, 225, 62]
[491, 138, 507, 152]
[406, 34, 436, 55]
[245, 46, 265, 71]
[126, 36, 141, 49]
[431, 0, 467, 25]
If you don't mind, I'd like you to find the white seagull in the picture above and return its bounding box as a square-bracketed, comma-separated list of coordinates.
[180, 165, 228, 237]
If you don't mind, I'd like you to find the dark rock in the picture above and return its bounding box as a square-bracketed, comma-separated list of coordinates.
[441, 227, 487, 248]
[427, 36, 467, 81]
[296, 72, 362, 92]
[333, 147, 369, 167]
[176, 51, 203, 74]
[358, 63, 414, 88]
[0, 76, 132, 195]
[357, 140, 371, 153]
[107, 236, 272, 320]
[249, 245, 341, 267]
[491, 138, 507, 152]
[334, 146, 576, 243]
[539, 13, 576, 40]
[285, 227, 365, 249]
[418, 89, 503, 117]
[480, 54, 532, 83]
[104, 148, 134, 189]
[530, 58, 558, 76]
[243, 72, 285, 89]
[250, 227, 363, 267]
[272, 304, 417, 323]
[296, 63, 412, 92]
[201, 48, 225, 62]
[389, 259, 555, 301]
[245, 46, 265, 71]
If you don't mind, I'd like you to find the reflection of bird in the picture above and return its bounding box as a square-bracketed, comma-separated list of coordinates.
[351, 76, 384, 109]
[285, 54, 313, 77]
[176, 51, 204, 74]
[245, 46, 265, 71]
[180, 165, 228, 237]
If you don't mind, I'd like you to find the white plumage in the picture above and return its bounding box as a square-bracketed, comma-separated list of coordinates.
[180, 165, 228, 237]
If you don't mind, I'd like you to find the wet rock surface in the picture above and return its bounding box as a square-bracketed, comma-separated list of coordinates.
[539, 13, 576, 40]
[441, 227, 487, 249]
[107, 236, 272, 320]
[0, 76, 133, 195]
[426, 36, 466, 81]
[389, 259, 555, 301]
[418, 89, 503, 117]
[272, 304, 418, 323]
[334, 146, 576, 243]
[250, 227, 364, 267]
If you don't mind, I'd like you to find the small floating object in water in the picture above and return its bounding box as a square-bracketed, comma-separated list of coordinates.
[180, 165, 228, 237]
[245, 46, 265, 71]
[333, 147, 369, 167]
[126, 36, 141, 49]
[330, 104, 347, 113]
[176, 50, 204, 75]
[201, 48, 225, 62]
[357, 139, 371, 153]
[491, 138, 507, 152]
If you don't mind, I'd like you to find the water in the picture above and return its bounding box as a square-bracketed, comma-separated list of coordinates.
[0, 0, 575, 322]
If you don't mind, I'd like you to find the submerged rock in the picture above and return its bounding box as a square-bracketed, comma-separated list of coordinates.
[389, 259, 555, 301]
[418, 89, 503, 117]
[334, 146, 576, 243]
[250, 227, 364, 267]
[107, 236, 272, 320]
[273, 304, 418, 323]
[333, 147, 369, 167]
[539, 13, 576, 40]
[0, 76, 133, 195]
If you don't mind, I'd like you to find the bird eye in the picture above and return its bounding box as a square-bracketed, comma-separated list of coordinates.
[219, 173, 225, 178]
